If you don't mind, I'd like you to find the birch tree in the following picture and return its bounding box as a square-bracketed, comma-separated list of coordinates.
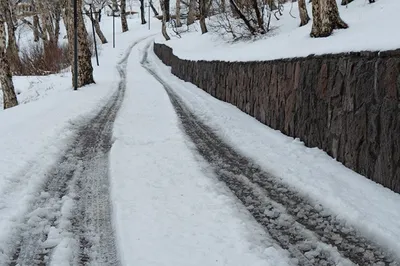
[0, 10, 18, 109]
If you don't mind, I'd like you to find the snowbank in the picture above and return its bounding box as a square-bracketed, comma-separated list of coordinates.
[157, 0, 400, 61]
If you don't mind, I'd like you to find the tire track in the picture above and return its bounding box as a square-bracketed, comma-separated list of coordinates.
[141, 43, 399, 266]
[7, 36, 150, 266]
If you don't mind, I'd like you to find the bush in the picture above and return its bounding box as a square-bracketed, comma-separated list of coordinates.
[19, 41, 70, 76]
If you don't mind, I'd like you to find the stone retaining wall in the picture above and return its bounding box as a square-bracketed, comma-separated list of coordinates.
[154, 43, 400, 193]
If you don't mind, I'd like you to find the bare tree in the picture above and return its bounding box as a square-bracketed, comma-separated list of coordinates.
[53, 1, 63, 42]
[164, 0, 170, 21]
[208, 0, 271, 39]
[89, 0, 109, 20]
[140, 0, 146, 24]
[84, 1, 108, 43]
[2, 0, 21, 73]
[310, 0, 347, 38]
[120, 0, 129, 32]
[64, 0, 95, 88]
[161, 0, 170, 40]
[0, 11, 18, 109]
[229, 0, 256, 34]
[33, 14, 40, 42]
[187, 0, 196, 25]
[298, 0, 309, 26]
[149, 0, 159, 16]
[37, 0, 57, 48]
[21, 0, 64, 51]
[199, 0, 208, 33]
[175, 0, 182, 27]
[251, 0, 265, 33]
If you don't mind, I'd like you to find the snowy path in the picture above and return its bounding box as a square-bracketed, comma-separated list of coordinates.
[141, 42, 399, 266]
[6, 37, 150, 266]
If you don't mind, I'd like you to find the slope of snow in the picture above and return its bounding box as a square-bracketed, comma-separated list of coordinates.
[157, 0, 400, 61]
[109, 39, 292, 266]
[146, 43, 400, 258]
[0, 18, 157, 263]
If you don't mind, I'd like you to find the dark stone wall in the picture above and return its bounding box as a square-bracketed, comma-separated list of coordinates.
[154, 43, 400, 193]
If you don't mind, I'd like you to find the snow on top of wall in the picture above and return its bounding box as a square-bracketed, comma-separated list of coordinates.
[157, 0, 400, 62]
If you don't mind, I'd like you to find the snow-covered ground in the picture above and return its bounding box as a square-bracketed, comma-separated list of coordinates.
[109, 40, 292, 266]
[1, 2, 400, 264]
[1, 14, 127, 109]
[0, 17, 159, 263]
[145, 42, 400, 258]
[157, 0, 400, 61]
[0, 17, 293, 266]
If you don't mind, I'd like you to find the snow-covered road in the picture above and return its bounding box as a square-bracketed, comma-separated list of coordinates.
[1, 23, 400, 265]
[109, 37, 291, 266]
[140, 42, 399, 266]
[2, 34, 153, 266]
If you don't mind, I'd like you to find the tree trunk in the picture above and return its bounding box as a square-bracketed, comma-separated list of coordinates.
[199, 0, 208, 33]
[149, 1, 159, 16]
[298, 0, 310, 26]
[0, 17, 18, 109]
[37, 1, 59, 63]
[64, 0, 95, 88]
[2, 0, 20, 73]
[84, 8, 108, 44]
[229, 0, 256, 34]
[175, 0, 182, 27]
[33, 15, 40, 42]
[187, 0, 195, 25]
[41, 13, 56, 45]
[140, 0, 147, 24]
[54, 3, 62, 43]
[161, 0, 170, 40]
[230, 0, 239, 18]
[164, 0, 170, 21]
[341, 0, 353, 5]
[310, 0, 348, 38]
[251, 0, 265, 33]
[267, 0, 277, 10]
[93, 18, 108, 44]
[120, 0, 129, 32]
